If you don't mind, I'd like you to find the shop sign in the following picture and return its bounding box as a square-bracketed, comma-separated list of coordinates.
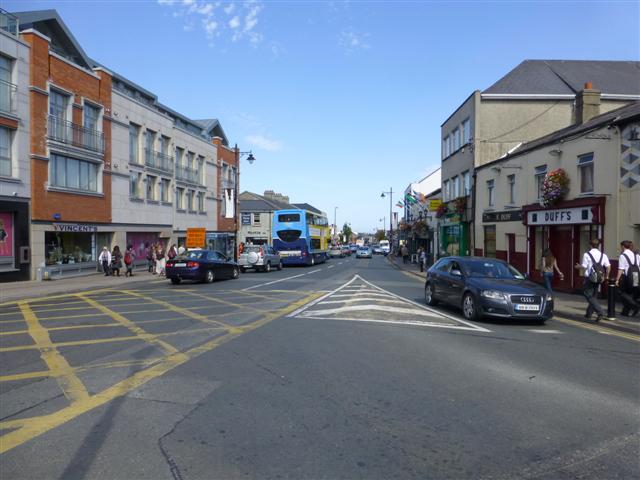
[482, 210, 523, 223]
[186, 227, 206, 248]
[441, 213, 462, 225]
[247, 230, 266, 235]
[527, 207, 593, 225]
[53, 223, 98, 233]
[428, 199, 442, 211]
[241, 213, 252, 225]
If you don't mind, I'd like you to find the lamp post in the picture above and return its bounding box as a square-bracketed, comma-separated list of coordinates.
[333, 206, 338, 244]
[381, 187, 393, 247]
[233, 147, 256, 260]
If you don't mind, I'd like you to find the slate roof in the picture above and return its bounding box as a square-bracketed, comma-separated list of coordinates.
[478, 101, 640, 170]
[292, 203, 323, 214]
[194, 119, 229, 146]
[483, 60, 640, 96]
[239, 191, 293, 212]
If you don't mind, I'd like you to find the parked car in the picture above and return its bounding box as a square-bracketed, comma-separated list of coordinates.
[341, 245, 352, 256]
[166, 249, 240, 284]
[372, 245, 383, 255]
[238, 244, 282, 272]
[424, 256, 553, 323]
[356, 246, 373, 259]
[349, 244, 358, 253]
[329, 246, 344, 258]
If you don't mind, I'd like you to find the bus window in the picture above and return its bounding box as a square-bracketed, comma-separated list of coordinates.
[311, 238, 321, 249]
[278, 214, 300, 222]
[277, 230, 302, 242]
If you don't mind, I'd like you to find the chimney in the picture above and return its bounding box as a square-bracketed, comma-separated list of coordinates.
[575, 82, 601, 124]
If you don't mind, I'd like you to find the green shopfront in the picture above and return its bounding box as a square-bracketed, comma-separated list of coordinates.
[440, 214, 469, 257]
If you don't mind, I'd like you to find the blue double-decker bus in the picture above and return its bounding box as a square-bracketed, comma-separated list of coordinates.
[272, 208, 329, 266]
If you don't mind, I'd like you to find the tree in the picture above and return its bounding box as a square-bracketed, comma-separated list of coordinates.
[342, 223, 353, 243]
[375, 229, 387, 242]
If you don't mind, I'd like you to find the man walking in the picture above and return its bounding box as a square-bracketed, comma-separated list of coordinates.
[578, 239, 610, 322]
[614, 240, 640, 317]
[99, 246, 111, 276]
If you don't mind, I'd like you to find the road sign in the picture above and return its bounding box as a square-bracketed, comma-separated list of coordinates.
[186, 228, 206, 248]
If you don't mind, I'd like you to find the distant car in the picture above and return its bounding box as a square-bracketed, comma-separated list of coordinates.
[349, 244, 358, 253]
[166, 249, 240, 284]
[424, 256, 553, 323]
[329, 246, 344, 258]
[340, 245, 352, 256]
[372, 245, 383, 255]
[356, 247, 373, 259]
[238, 244, 282, 273]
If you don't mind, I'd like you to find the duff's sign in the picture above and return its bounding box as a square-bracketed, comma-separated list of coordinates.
[527, 207, 593, 225]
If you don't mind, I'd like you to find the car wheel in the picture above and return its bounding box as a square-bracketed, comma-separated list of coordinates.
[424, 283, 438, 306]
[204, 269, 215, 283]
[170, 277, 181, 285]
[265, 261, 271, 273]
[277, 261, 283, 271]
[232, 267, 240, 279]
[462, 293, 478, 321]
[240, 266, 247, 273]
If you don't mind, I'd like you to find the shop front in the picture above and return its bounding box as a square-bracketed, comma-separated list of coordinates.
[523, 197, 606, 293]
[0, 199, 30, 282]
[206, 232, 237, 260]
[126, 231, 162, 267]
[440, 214, 469, 257]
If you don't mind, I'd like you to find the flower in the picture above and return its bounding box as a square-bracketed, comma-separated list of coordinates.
[541, 168, 569, 207]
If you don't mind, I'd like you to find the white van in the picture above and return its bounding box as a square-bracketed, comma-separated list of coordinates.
[379, 240, 390, 255]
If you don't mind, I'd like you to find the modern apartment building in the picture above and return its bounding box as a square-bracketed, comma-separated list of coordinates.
[439, 60, 640, 257]
[0, 9, 30, 281]
[474, 96, 640, 293]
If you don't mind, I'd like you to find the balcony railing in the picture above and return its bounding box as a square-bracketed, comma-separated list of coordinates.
[0, 9, 18, 36]
[47, 115, 105, 154]
[144, 148, 174, 173]
[0, 79, 17, 115]
[175, 165, 202, 184]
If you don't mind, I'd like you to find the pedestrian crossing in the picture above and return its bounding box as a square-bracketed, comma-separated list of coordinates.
[287, 275, 490, 332]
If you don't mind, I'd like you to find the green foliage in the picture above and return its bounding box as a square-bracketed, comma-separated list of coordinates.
[375, 229, 387, 241]
[342, 223, 353, 243]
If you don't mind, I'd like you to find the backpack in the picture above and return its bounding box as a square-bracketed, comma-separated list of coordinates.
[623, 253, 640, 289]
[124, 252, 132, 265]
[587, 251, 605, 284]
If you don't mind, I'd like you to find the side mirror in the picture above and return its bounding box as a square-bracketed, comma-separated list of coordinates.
[451, 269, 462, 277]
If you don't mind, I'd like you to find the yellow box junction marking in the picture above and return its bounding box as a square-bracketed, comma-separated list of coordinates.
[0, 291, 322, 454]
[17, 302, 89, 404]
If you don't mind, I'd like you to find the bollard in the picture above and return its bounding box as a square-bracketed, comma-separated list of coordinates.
[606, 278, 616, 320]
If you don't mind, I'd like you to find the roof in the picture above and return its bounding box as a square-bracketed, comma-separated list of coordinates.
[483, 60, 640, 96]
[292, 203, 323, 215]
[477, 101, 640, 170]
[194, 119, 229, 147]
[239, 191, 293, 212]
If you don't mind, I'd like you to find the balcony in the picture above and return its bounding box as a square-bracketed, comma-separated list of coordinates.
[0, 79, 17, 115]
[175, 165, 202, 184]
[47, 115, 105, 154]
[0, 9, 18, 36]
[144, 148, 174, 173]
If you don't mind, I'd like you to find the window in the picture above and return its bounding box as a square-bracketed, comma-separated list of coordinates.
[462, 118, 471, 144]
[507, 174, 515, 204]
[442, 136, 448, 159]
[278, 213, 300, 222]
[484, 226, 496, 258]
[159, 136, 169, 155]
[129, 124, 140, 164]
[146, 175, 157, 200]
[0, 126, 11, 177]
[535, 165, 547, 200]
[144, 130, 155, 164]
[197, 156, 204, 184]
[487, 179, 495, 206]
[443, 180, 449, 201]
[578, 153, 594, 194]
[462, 170, 471, 196]
[49, 90, 68, 119]
[51, 154, 99, 192]
[186, 189, 194, 211]
[452, 176, 460, 199]
[130, 171, 142, 198]
[84, 103, 100, 131]
[160, 178, 171, 203]
[253, 213, 261, 225]
[175, 147, 184, 166]
[198, 192, 205, 212]
[45, 231, 95, 265]
[176, 187, 184, 210]
[452, 128, 460, 151]
[0, 55, 11, 113]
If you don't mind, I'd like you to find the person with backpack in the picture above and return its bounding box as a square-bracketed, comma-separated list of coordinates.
[577, 238, 610, 322]
[111, 245, 123, 277]
[124, 245, 136, 277]
[614, 240, 640, 317]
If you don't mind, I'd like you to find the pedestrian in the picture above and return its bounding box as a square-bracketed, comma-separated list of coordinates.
[146, 243, 154, 273]
[614, 240, 640, 317]
[98, 246, 111, 276]
[168, 244, 178, 261]
[541, 248, 564, 293]
[178, 243, 186, 256]
[401, 244, 409, 264]
[156, 245, 166, 276]
[419, 247, 427, 272]
[239, 242, 245, 255]
[124, 245, 135, 277]
[111, 245, 123, 277]
[576, 238, 610, 322]
[634, 246, 640, 304]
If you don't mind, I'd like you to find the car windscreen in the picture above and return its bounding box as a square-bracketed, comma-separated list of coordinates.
[244, 246, 261, 253]
[277, 230, 301, 242]
[463, 260, 525, 279]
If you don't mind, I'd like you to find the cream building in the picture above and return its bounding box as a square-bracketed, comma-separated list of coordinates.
[474, 95, 639, 293]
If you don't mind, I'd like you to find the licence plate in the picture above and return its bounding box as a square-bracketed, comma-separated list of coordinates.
[174, 263, 187, 267]
[515, 304, 540, 311]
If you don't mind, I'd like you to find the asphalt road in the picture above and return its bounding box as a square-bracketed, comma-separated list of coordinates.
[1, 255, 638, 479]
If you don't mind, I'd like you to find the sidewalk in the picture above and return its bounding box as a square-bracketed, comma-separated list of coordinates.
[0, 268, 161, 304]
[387, 254, 640, 336]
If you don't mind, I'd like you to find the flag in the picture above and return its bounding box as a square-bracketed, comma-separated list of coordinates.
[405, 193, 417, 204]
[396, 201, 404, 208]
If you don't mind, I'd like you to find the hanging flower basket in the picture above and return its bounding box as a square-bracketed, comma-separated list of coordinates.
[541, 168, 570, 207]
[453, 196, 467, 214]
[435, 203, 448, 218]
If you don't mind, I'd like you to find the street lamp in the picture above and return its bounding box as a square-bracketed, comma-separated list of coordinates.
[333, 206, 338, 243]
[381, 187, 393, 246]
[239, 151, 255, 164]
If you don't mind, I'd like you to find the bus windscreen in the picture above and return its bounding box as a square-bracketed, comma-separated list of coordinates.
[278, 214, 300, 222]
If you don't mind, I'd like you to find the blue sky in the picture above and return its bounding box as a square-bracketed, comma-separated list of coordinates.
[6, 0, 639, 233]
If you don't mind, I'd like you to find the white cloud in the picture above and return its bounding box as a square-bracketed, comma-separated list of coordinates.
[157, 0, 176, 5]
[182, 0, 195, 5]
[339, 29, 370, 54]
[224, 3, 235, 15]
[203, 19, 218, 36]
[246, 134, 282, 152]
[229, 16, 241, 29]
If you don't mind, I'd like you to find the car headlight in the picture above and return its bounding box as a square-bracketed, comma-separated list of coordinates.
[545, 293, 553, 302]
[481, 290, 507, 301]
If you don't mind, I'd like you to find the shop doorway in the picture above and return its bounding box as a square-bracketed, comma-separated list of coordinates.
[549, 226, 573, 291]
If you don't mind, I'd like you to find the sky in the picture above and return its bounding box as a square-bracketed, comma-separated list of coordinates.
[5, 0, 639, 234]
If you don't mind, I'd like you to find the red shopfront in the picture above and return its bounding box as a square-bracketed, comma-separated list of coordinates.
[523, 197, 606, 293]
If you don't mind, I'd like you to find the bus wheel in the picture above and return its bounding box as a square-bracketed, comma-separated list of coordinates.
[310, 256, 315, 266]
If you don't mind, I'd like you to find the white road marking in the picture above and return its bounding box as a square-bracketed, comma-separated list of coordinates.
[299, 304, 442, 318]
[242, 272, 308, 291]
[301, 316, 492, 331]
[319, 297, 407, 306]
[527, 329, 563, 334]
[308, 269, 321, 274]
[327, 265, 335, 269]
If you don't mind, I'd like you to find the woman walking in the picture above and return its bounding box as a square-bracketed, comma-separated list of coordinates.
[541, 248, 564, 293]
[155, 244, 166, 276]
[111, 245, 123, 277]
